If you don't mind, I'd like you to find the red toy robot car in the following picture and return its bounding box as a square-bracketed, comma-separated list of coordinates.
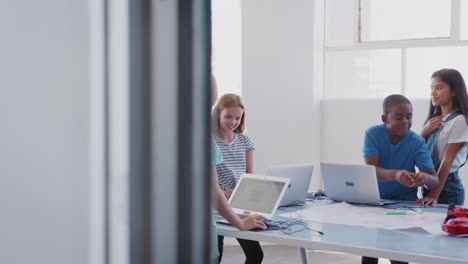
[441, 203, 468, 235]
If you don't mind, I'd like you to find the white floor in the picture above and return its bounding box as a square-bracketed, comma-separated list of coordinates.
[221, 243, 417, 264]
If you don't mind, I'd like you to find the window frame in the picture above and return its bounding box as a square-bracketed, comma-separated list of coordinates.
[324, 0, 468, 98]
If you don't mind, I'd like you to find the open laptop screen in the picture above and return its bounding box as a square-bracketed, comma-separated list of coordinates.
[229, 177, 287, 214]
[266, 164, 314, 206]
[320, 162, 396, 205]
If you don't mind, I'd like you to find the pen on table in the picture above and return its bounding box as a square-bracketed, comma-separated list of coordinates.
[386, 212, 406, 215]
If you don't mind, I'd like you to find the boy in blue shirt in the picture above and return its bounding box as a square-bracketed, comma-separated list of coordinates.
[361, 94, 439, 264]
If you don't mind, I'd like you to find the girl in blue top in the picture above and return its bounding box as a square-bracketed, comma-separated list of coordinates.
[418, 69, 468, 206]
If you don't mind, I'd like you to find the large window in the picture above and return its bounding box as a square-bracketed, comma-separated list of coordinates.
[360, 0, 450, 41]
[212, 0, 242, 97]
[326, 49, 401, 98]
[325, 0, 468, 99]
[406, 46, 468, 98]
[461, 0, 468, 40]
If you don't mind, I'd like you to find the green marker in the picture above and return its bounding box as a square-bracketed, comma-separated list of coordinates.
[386, 212, 406, 215]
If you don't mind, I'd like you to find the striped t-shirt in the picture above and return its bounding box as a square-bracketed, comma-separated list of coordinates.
[215, 133, 255, 190]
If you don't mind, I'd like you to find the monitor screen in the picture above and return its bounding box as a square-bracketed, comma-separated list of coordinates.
[229, 178, 286, 213]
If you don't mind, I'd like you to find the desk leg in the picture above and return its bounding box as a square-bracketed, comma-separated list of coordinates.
[299, 247, 309, 264]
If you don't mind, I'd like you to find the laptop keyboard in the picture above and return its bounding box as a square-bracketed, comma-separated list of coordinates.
[214, 214, 281, 230]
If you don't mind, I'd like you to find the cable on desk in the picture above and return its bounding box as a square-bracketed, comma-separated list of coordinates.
[384, 204, 424, 214]
[338, 201, 426, 214]
[381, 203, 443, 212]
[272, 207, 323, 235]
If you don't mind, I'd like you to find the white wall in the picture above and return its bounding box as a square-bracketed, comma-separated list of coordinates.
[242, 0, 323, 190]
[0, 1, 89, 263]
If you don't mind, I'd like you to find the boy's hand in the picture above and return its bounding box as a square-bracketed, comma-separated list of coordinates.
[239, 215, 267, 231]
[395, 170, 415, 187]
[412, 172, 427, 187]
[421, 116, 443, 139]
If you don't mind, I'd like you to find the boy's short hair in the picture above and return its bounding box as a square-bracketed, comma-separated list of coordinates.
[383, 94, 412, 115]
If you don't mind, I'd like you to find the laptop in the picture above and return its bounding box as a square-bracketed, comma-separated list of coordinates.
[215, 174, 290, 224]
[320, 162, 396, 205]
[266, 164, 314, 206]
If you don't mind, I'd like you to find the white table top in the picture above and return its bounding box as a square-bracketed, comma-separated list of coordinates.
[216, 200, 468, 264]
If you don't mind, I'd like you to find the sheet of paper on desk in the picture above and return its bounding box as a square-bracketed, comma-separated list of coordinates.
[279, 202, 446, 235]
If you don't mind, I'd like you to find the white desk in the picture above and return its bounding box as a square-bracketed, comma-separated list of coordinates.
[217, 201, 468, 264]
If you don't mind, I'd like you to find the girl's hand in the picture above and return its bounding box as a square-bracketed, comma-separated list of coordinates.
[416, 196, 438, 206]
[239, 215, 267, 231]
[222, 189, 233, 198]
[421, 116, 443, 139]
[412, 172, 427, 187]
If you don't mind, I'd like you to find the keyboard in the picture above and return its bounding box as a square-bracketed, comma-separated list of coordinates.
[214, 214, 282, 231]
